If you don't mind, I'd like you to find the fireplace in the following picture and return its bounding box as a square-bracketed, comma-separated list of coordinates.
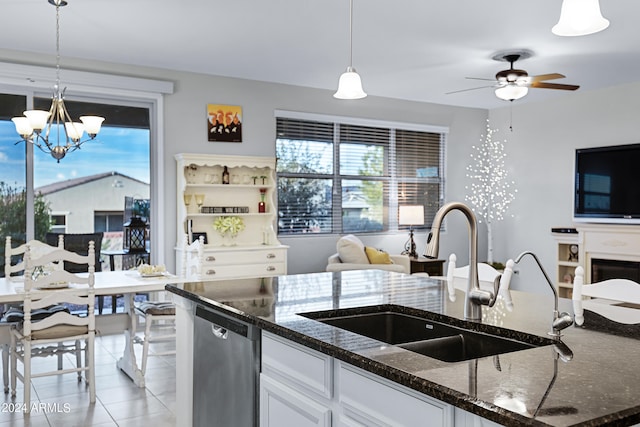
[577, 225, 640, 284]
[591, 258, 640, 283]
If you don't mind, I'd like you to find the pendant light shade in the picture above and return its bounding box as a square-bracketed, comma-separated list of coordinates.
[552, 0, 609, 37]
[495, 85, 529, 101]
[334, 0, 367, 99]
[334, 66, 367, 99]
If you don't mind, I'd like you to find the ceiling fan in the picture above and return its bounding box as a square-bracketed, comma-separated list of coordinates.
[448, 51, 580, 101]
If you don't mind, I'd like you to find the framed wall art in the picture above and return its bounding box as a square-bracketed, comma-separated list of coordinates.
[207, 104, 242, 143]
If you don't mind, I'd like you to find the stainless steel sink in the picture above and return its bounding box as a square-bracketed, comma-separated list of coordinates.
[302, 308, 550, 363]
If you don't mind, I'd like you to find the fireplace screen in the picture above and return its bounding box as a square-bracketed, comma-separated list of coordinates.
[591, 258, 640, 282]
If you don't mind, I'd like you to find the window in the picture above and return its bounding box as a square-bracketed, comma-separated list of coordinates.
[50, 214, 67, 233]
[0, 93, 151, 276]
[276, 113, 446, 235]
[94, 212, 124, 233]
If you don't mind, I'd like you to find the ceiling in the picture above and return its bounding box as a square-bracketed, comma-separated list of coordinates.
[1, 0, 639, 110]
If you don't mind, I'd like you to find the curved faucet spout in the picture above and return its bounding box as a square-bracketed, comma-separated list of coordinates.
[425, 202, 496, 321]
[514, 251, 574, 338]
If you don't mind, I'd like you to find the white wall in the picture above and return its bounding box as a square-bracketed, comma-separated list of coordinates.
[488, 82, 640, 293]
[0, 49, 489, 275]
[162, 72, 488, 274]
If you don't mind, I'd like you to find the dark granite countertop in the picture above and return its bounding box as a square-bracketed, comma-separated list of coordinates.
[166, 270, 640, 427]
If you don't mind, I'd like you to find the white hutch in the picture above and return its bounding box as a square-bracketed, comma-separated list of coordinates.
[175, 153, 287, 279]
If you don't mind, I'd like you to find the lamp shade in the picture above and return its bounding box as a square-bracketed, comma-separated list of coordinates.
[334, 67, 367, 99]
[23, 110, 51, 131]
[398, 205, 424, 226]
[11, 117, 33, 138]
[80, 116, 105, 136]
[64, 122, 85, 142]
[552, 0, 609, 37]
[495, 85, 528, 101]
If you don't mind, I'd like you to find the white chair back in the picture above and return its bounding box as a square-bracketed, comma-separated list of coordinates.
[22, 241, 96, 336]
[181, 234, 204, 278]
[4, 236, 63, 279]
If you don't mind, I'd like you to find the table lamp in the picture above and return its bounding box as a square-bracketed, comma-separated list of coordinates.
[399, 205, 424, 259]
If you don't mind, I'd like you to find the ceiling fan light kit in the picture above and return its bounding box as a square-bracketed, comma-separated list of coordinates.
[495, 85, 529, 101]
[334, 0, 367, 99]
[552, 0, 610, 36]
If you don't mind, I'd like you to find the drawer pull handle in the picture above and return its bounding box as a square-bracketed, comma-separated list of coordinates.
[266, 266, 276, 271]
[266, 253, 276, 259]
[206, 269, 216, 275]
[206, 256, 216, 262]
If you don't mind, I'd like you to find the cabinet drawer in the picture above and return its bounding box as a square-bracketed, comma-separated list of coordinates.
[338, 362, 453, 427]
[201, 262, 286, 278]
[262, 332, 333, 400]
[202, 249, 286, 266]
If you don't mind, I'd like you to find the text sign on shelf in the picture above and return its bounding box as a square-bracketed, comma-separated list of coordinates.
[201, 206, 250, 214]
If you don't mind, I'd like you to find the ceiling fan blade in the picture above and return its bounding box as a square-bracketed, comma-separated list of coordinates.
[465, 77, 496, 82]
[446, 85, 496, 95]
[531, 81, 579, 91]
[530, 73, 566, 83]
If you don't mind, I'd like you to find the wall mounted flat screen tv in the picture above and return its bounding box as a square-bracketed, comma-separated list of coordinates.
[574, 143, 640, 223]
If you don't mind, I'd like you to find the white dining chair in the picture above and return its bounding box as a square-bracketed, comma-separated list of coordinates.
[2, 236, 66, 394]
[446, 253, 515, 310]
[131, 234, 203, 375]
[10, 240, 96, 411]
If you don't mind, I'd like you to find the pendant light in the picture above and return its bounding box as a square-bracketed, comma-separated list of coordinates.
[334, 0, 367, 99]
[11, 0, 105, 162]
[552, 0, 610, 37]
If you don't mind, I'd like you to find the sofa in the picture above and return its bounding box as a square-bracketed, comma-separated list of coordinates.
[325, 234, 410, 274]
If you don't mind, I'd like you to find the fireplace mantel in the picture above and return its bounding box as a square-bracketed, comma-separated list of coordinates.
[577, 224, 640, 283]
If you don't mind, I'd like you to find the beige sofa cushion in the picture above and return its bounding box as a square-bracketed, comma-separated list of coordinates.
[337, 234, 369, 264]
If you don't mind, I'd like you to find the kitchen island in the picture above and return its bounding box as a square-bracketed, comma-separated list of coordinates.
[167, 270, 640, 426]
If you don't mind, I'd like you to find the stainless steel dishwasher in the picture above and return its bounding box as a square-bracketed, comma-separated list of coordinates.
[193, 305, 260, 427]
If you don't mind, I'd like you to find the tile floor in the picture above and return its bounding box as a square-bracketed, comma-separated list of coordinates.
[0, 334, 176, 427]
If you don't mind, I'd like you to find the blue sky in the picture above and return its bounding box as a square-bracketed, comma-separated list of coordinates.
[0, 121, 150, 189]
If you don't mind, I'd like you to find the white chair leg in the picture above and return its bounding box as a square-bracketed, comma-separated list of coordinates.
[2, 343, 8, 394]
[75, 339, 82, 382]
[24, 341, 31, 413]
[9, 335, 16, 397]
[57, 342, 64, 371]
[141, 314, 152, 376]
[88, 335, 95, 403]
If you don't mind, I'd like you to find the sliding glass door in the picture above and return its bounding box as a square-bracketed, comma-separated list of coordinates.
[1, 92, 151, 276]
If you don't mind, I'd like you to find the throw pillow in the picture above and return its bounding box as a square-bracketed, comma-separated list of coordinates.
[365, 247, 394, 265]
[336, 234, 369, 264]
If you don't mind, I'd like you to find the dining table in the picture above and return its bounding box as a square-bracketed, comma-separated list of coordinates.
[0, 270, 189, 388]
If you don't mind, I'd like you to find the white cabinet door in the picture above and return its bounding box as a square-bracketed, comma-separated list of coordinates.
[338, 363, 454, 427]
[260, 374, 331, 427]
[454, 408, 503, 427]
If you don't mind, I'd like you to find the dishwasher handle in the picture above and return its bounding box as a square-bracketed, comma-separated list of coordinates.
[195, 305, 259, 341]
[211, 325, 228, 339]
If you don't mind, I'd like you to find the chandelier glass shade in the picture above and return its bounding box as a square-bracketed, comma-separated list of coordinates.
[334, 0, 367, 99]
[12, 0, 104, 162]
[552, 0, 609, 37]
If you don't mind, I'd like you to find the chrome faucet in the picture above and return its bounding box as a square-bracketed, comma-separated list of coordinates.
[513, 251, 574, 338]
[424, 202, 497, 321]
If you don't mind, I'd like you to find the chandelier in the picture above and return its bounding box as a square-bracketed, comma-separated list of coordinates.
[11, 0, 104, 162]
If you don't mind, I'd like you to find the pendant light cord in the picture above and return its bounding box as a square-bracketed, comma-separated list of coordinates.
[55, 3, 61, 92]
[348, 0, 354, 68]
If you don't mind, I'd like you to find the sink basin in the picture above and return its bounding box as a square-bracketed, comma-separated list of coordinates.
[302, 308, 549, 363]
